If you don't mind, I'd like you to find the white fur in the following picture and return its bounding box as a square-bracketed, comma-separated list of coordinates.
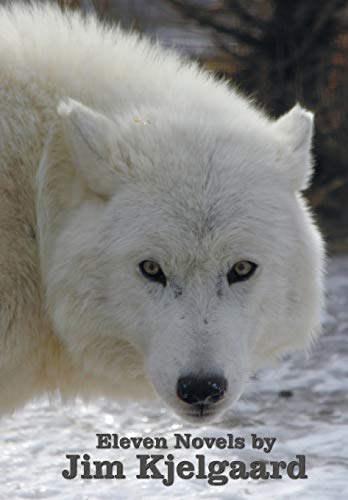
[0, 3, 325, 421]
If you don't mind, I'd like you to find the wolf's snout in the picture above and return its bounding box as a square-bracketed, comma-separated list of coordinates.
[176, 375, 227, 406]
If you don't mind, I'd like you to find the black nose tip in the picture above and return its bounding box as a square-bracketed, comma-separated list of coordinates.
[177, 375, 227, 405]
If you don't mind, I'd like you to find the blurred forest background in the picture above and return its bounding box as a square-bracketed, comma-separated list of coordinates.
[9, 0, 348, 250]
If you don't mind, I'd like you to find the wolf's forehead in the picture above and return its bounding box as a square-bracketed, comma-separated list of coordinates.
[154, 171, 266, 229]
[125, 180, 276, 258]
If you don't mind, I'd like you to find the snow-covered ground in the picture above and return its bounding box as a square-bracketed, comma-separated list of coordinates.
[1, 255, 347, 500]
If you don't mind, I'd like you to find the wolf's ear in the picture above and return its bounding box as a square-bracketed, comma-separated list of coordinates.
[273, 104, 314, 191]
[57, 98, 119, 197]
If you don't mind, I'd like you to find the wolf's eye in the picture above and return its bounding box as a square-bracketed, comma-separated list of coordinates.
[139, 260, 167, 286]
[227, 260, 257, 285]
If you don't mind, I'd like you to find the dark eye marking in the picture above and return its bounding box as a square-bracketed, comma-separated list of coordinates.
[171, 280, 182, 298]
[216, 275, 225, 297]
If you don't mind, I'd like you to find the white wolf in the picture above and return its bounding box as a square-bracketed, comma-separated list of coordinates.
[0, 3, 324, 422]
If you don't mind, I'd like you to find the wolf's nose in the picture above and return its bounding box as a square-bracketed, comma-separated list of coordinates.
[177, 375, 227, 405]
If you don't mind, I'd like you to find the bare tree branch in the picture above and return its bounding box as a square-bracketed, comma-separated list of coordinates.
[226, 0, 267, 29]
[308, 178, 348, 208]
[272, 0, 346, 71]
[212, 32, 245, 61]
[167, 0, 263, 47]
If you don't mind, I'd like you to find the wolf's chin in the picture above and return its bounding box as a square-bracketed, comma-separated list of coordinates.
[176, 411, 223, 424]
[171, 405, 227, 424]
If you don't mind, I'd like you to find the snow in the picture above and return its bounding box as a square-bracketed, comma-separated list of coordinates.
[1, 255, 347, 499]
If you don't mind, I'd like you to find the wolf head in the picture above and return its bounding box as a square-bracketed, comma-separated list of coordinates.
[37, 97, 324, 422]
